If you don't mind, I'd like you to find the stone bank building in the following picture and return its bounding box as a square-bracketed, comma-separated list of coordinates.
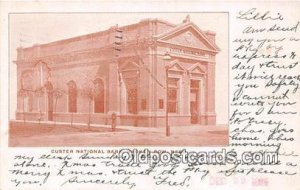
[15, 16, 220, 127]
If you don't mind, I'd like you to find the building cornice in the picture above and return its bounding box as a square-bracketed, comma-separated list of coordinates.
[19, 18, 176, 52]
[15, 40, 150, 66]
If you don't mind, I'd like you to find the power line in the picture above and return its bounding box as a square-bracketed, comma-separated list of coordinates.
[133, 48, 166, 89]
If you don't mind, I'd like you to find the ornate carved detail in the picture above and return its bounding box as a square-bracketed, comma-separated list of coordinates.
[184, 32, 193, 45]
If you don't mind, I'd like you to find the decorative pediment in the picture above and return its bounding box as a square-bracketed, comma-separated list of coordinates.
[167, 61, 185, 72]
[188, 63, 206, 75]
[156, 22, 220, 52]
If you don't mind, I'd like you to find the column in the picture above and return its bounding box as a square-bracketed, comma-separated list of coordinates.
[108, 61, 120, 114]
[206, 62, 216, 125]
[182, 72, 190, 116]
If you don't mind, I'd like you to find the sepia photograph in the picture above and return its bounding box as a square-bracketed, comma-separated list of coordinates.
[9, 13, 229, 147]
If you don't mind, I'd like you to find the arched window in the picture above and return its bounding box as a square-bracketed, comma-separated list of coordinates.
[67, 80, 77, 113]
[93, 78, 104, 113]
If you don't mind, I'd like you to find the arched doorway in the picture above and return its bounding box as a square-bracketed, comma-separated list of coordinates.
[120, 61, 139, 114]
[93, 78, 104, 113]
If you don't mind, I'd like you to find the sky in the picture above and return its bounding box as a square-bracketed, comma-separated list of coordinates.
[9, 13, 228, 124]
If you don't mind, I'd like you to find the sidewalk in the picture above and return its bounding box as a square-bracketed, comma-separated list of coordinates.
[11, 119, 228, 132]
[9, 120, 229, 147]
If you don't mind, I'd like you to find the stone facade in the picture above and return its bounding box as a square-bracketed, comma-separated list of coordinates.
[15, 17, 220, 127]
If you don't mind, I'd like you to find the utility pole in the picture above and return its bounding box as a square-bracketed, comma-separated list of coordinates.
[165, 66, 170, 136]
[114, 25, 123, 58]
[114, 25, 123, 128]
[163, 53, 172, 136]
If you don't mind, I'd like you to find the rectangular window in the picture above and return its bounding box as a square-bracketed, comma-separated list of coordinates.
[190, 80, 200, 124]
[28, 93, 33, 112]
[190, 80, 199, 89]
[141, 99, 147, 110]
[159, 99, 164, 109]
[167, 78, 179, 113]
[127, 88, 137, 114]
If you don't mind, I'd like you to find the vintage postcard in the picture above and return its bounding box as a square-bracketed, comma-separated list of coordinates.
[0, 1, 299, 190]
[8, 13, 229, 147]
